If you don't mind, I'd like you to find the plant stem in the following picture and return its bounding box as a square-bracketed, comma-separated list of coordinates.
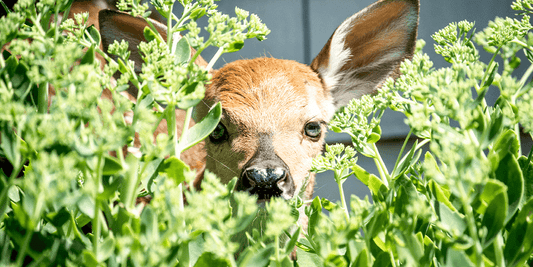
[93, 153, 104, 258]
[517, 58, 533, 97]
[275, 234, 281, 266]
[190, 39, 213, 67]
[177, 107, 193, 157]
[392, 129, 413, 176]
[459, 183, 483, 267]
[176, 107, 193, 212]
[37, 82, 48, 113]
[166, 2, 175, 51]
[336, 171, 350, 221]
[206, 46, 224, 71]
[372, 143, 390, 186]
[15, 227, 33, 266]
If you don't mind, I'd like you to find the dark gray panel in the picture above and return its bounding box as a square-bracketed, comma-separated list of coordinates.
[173, 0, 305, 70]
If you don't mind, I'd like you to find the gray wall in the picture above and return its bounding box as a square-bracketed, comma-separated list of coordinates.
[176, 1, 530, 204]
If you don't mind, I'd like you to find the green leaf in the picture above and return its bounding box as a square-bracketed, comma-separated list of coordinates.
[429, 180, 456, 212]
[45, 207, 71, 228]
[353, 249, 370, 267]
[97, 236, 115, 262]
[295, 247, 322, 266]
[473, 179, 507, 215]
[159, 156, 190, 185]
[119, 154, 140, 210]
[503, 198, 533, 267]
[77, 194, 95, 219]
[0, 126, 21, 169]
[86, 25, 101, 46]
[177, 82, 204, 109]
[352, 163, 387, 196]
[487, 106, 503, 143]
[306, 196, 322, 237]
[481, 190, 507, 247]
[143, 26, 159, 43]
[482, 61, 499, 88]
[80, 45, 95, 65]
[174, 37, 191, 64]
[140, 206, 158, 243]
[284, 227, 301, 255]
[518, 156, 533, 202]
[392, 140, 420, 179]
[494, 154, 524, 224]
[330, 125, 342, 133]
[237, 245, 275, 267]
[445, 248, 475, 267]
[83, 251, 99, 266]
[321, 198, 337, 212]
[179, 102, 222, 152]
[140, 158, 164, 194]
[489, 129, 520, 171]
[435, 200, 466, 235]
[373, 251, 392, 267]
[102, 154, 123, 176]
[224, 41, 244, 53]
[194, 252, 230, 267]
[190, 7, 207, 20]
[226, 177, 238, 194]
[368, 125, 382, 143]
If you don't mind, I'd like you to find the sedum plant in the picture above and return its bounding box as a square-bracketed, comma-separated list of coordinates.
[1, 0, 533, 266]
[308, 2, 533, 267]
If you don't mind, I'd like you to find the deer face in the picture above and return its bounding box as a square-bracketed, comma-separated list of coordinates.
[196, 58, 334, 201]
[97, 0, 420, 202]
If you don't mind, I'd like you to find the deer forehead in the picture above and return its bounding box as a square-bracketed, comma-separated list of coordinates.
[207, 58, 335, 133]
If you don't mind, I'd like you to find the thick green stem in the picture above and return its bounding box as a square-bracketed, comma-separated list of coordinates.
[177, 107, 193, 157]
[92, 154, 104, 258]
[275, 235, 281, 266]
[517, 59, 533, 97]
[166, 2, 175, 50]
[372, 143, 390, 186]
[15, 228, 33, 266]
[37, 82, 48, 113]
[206, 47, 224, 71]
[459, 183, 483, 267]
[392, 129, 413, 176]
[336, 171, 350, 221]
[190, 39, 213, 68]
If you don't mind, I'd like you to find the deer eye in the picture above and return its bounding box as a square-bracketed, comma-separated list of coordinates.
[209, 123, 228, 144]
[304, 122, 322, 139]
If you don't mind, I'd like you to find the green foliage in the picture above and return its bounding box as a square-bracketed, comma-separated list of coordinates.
[1, 0, 533, 266]
[308, 2, 533, 266]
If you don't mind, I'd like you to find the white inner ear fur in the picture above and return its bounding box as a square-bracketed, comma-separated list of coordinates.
[318, 15, 355, 93]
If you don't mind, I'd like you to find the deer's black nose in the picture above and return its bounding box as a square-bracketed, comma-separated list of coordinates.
[244, 167, 287, 187]
[241, 167, 291, 200]
[236, 134, 295, 200]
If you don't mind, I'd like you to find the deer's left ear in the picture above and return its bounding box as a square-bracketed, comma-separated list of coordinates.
[311, 0, 419, 110]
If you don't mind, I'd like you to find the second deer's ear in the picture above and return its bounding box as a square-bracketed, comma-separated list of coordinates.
[310, 0, 419, 110]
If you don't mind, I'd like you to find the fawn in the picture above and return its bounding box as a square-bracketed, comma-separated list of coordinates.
[79, 0, 419, 219]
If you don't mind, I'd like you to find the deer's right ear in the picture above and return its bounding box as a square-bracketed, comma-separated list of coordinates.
[310, 0, 419, 110]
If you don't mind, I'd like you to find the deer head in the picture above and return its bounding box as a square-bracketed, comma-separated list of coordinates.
[97, 0, 420, 202]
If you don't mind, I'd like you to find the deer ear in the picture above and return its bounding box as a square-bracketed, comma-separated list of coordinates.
[98, 10, 208, 96]
[311, 0, 419, 110]
[99, 9, 171, 74]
